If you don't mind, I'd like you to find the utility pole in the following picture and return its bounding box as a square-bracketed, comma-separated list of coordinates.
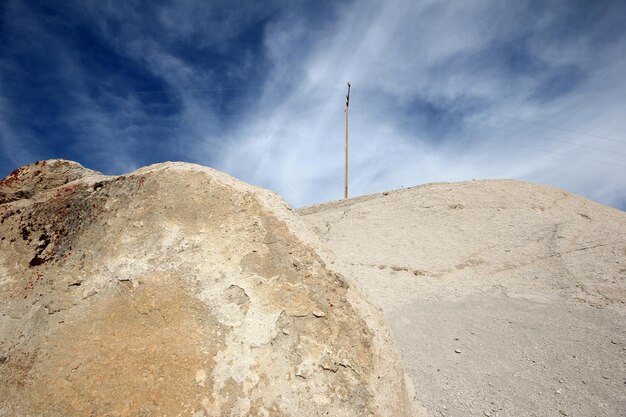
[344, 82, 351, 199]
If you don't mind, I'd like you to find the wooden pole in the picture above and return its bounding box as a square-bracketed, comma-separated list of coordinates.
[344, 82, 351, 199]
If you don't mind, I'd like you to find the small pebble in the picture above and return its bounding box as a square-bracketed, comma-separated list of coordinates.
[454, 349, 461, 354]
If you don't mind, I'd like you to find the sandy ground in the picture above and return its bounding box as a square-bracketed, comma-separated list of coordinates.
[299, 179, 626, 417]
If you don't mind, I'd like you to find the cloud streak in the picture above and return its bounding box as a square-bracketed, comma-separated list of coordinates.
[218, 0, 626, 208]
[1, 0, 625, 210]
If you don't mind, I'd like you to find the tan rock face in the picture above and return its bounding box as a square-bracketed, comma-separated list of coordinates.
[0, 159, 99, 205]
[0, 160, 420, 417]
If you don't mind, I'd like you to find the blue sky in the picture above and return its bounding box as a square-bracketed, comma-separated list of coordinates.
[1, 0, 626, 210]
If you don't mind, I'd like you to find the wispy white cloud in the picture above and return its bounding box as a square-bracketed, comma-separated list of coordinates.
[1, 0, 625, 210]
[216, 0, 626, 209]
[0, 89, 36, 168]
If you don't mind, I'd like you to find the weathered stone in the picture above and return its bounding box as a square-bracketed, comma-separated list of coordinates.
[0, 160, 422, 417]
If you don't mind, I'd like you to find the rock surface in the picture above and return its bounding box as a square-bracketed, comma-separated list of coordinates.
[0, 160, 99, 205]
[0, 160, 421, 417]
[299, 180, 626, 417]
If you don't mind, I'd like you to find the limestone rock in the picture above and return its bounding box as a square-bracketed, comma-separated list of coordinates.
[0, 160, 421, 417]
[0, 159, 100, 205]
[299, 179, 626, 417]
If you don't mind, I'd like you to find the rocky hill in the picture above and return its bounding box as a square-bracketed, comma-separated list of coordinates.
[299, 180, 626, 417]
[0, 160, 421, 417]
